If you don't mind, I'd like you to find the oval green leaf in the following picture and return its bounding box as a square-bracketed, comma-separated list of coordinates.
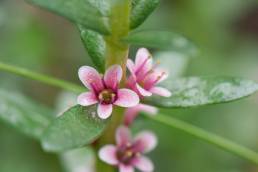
[41, 105, 109, 152]
[79, 26, 106, 73]
[26, 0, 111, 34]
[130, 0, 160, 29]
[146, 77, 258, 108]
[123, 30, 198, 56]
[0, 89, 53, 139]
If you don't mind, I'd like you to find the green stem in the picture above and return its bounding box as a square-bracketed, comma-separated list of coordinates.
[1, 62, 258, 165]
[144, 113, 258, 165]
[95, 1, 131, 171]
[0, 62, 85, 93]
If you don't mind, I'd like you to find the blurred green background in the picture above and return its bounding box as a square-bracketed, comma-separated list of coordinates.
[1, 0, 258, 171]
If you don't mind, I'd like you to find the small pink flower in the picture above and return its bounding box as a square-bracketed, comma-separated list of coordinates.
[127, 48, 172, 98]
[124, 104, 158, 126]
[77, 65, 140, 119]
[99, 126, 157, 172]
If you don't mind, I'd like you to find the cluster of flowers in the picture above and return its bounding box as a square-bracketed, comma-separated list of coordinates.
[77, 48, 171, 172]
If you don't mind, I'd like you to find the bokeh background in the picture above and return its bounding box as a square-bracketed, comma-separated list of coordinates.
[1, 0, 258, 171]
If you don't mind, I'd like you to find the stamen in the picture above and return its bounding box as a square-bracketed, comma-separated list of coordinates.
[98, 89, 116, 104]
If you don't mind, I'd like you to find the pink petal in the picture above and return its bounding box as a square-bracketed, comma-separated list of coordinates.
[135, 48, 152, 72]
[104, 65, 122, 90]
[98, 145, 118, 165]
[78, 66, 104, 92]
[119, 164, 134, 172]
[150, 87, 172, 97]
[136, 84, 152, 97]
[116, 126, 131, 146]
[143, 70, 167, 89]
[134, 156, 154, 172]
[114, 89, 139, 107]
[134, 131, 157, 153]
[126, 76, 137, 90]
[127, 59, 135, 74]
[77, 92, 98, 106]
[97, 104, 113, 119]
[124, 104, 158, 126]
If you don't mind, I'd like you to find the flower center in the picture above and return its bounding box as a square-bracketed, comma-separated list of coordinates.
[98, 89, 116, 104]
[116, 144, 140, 165]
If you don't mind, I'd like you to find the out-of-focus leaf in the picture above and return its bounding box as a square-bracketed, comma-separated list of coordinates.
[146, 77, 258, 108]
[0, 89, 53, 139]
[79, 26, 106, 73]
[41, 105, 109, 152]
[60, 147, 94, 172]
[130, 0, 159, 29]
[123, 30, 197, 56]
[25, 0, 111, 34]
[154, 51, 189, 79]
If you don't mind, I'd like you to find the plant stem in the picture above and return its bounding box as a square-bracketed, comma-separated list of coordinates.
[144, 113, 258, 165]
[1, 61, 258, 165]
[95, 1, 131, 171]
[0, 62, 85, 93]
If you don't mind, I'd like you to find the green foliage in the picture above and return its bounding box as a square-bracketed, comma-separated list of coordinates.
[25, 0, 111, 34]
[123, 30, 197, 56]
[0, 89, 53, 139]
[147, 77, 258, 108]
[130, 0, 160, 29]
[41, 105, 109, 152]
[79, 26, 106, 73]
[154, 51, 189, 79]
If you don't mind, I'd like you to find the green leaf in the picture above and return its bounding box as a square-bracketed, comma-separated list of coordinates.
[146, 77, 258, 108]
[79, 26, 106, 73]
[123, 30, 198, 56]
[130, 0, 160, 29]
[41, 105, 109, 152]
[26, 0, 111, 34]
[60, 147, 94, 172]
[0, 89, 53, 139]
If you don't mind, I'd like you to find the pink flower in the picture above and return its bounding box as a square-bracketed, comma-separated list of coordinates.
[99, 126, 157, 172]
[124, 104, 158, 126]
[127, 48, 172, 98]
[77, 65, 140, 119]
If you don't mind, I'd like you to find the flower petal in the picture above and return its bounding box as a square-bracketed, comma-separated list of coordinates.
[98, 145, 118, 165]
[116, 126, 131, 146]
[136, 84, 152, 97]
[78, 66, 104, 92]
[97, 104, 113, 119]
[119, 164, 134, 172]
[124, 104, 158, 126]
[104, 65, 122, 90]
[134, 156, 154, 172]
[149, 87, 172, 97]
[127, 59, 135, 74]
[134, 131, 157, 153]
[77, 92, 98, 106]
[135, 48, 152, 70]
[114, 89, 139, 107]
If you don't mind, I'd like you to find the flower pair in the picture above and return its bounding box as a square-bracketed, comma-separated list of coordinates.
[77, 48, 171, 119]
